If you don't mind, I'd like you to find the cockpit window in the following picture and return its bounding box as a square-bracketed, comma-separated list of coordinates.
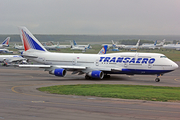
[160, 56, 167, 58]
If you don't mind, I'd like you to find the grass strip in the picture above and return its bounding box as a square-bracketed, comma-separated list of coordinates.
[38, 84, 180, 102]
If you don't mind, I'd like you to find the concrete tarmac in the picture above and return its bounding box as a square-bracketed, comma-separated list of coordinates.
[0, 62, 180, 120]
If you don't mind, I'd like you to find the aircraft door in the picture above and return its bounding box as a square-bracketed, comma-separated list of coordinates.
[72, 58, 76, 65]
[148, 63, 152, 68]
[95, 59, 99, 66]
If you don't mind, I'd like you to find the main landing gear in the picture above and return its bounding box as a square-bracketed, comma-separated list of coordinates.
[155, 74, 161, 82]
[85, 74, 111, 80]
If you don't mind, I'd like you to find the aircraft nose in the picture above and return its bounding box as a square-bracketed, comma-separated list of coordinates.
[172, 62, 178, 70]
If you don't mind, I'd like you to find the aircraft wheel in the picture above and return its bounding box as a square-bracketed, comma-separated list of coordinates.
[104, 75, 111, 78]
[155, 78, 160, 82]
[85, 75, 91, 80]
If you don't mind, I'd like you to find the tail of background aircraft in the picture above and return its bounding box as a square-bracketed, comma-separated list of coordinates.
[111, 40, 115, 45]
[111, 40, 116, 48]
[70, 41, 74, 48]
[87, 44, 90, 49]
[42, 43, 47, 46]
[160, 39, 166, 45]
[19, 27, 47, 52]
[154, 40, 157, 46]
[136, 39, 140, 47]
[2, 37, 10, 47]
[98, 45, 108, 54]
[73, 40, 77, 45]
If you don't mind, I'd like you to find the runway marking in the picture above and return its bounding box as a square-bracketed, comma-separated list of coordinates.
[10, 84, 180, 115]
[174, 78, 180, 82]
[31, 101, 45, 103]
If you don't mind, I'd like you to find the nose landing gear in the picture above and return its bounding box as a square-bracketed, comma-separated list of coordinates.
[155, 74, 161, 82]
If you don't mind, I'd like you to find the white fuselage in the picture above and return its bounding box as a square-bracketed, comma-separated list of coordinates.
[23, 50, 178, 75]
[0, 55, 25, 63]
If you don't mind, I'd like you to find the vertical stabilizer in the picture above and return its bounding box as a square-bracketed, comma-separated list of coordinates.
[160, 39, 166, 45]
[98, 45, 108, 54]
[73, 40, 77, 45]
[136, 39, 140, 47]
[154, 40, 157, 46]
[19, 27, 47, 52]
[2, 37, 10, 46]
[111, 40, 116, 48]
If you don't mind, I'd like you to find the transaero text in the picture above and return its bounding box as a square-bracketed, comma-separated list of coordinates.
[99, 57, 155, 64]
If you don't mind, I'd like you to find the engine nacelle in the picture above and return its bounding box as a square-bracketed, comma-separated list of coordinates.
[87, 71, 104, 79]
[49, 69, 66, 77]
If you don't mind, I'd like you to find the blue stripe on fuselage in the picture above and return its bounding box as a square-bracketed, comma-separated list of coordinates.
[104, 69, 173, 75]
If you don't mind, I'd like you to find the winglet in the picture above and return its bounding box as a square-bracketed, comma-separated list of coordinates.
[18, 26, 47, 52]
[98, 45, 108, 54]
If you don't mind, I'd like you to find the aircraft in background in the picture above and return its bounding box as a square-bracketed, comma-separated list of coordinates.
[140, 40, 157, 49]
[149, 39, 165, 49]
[140, 39, 165, 49]
[73, 40, 92, 49]
[0, 49, 13, 54]
[123, 39, 140, 50]
[17, 27, 178, 82]
[70, 41, 90, 52]
[0, 55, 27, 66]
[43, 42, 59, 50]
[163, 43, 180, 50]
[14, 43, 24, 50]
[50, 41, 71, 49]
[0, 37, 10, 49]
[111, 40, 125, 48]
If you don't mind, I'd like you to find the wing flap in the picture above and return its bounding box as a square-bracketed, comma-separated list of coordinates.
[18, 64, 51, 68]
[18, 64, 87, 70]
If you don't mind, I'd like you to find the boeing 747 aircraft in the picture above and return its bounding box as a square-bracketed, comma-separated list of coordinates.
[18, 27, 178, 82]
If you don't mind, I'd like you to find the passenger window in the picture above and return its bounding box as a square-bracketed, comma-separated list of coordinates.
[160, 56, 167, 58]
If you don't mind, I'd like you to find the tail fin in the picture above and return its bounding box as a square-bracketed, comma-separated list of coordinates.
[50, 41, 55, 45]
[2, 37, 10, 46]
[42, 42, 47, 46]
[87, 44, 90, 49]
[136, 39, 140, 46]
[111, 40, 116, 48]
[154, 40, 157, 46]
[19, 26, 47, 52]
[70, 41, 74, 47]
[73, 40, 77, 45]
[111, 40, 115, 45]
[98, 45, 108, 54]
[161, 39, 165, 45]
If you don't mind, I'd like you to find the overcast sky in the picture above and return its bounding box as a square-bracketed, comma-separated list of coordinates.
[0, 0, 180, 35]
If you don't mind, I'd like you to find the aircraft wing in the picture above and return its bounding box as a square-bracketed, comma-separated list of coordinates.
[8, 58, 25, 63]
[17, 64, 122, 72]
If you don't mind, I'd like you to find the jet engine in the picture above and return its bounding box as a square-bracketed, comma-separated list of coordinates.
[49, 68, 66, 77]
[87, 71, 104, 79]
